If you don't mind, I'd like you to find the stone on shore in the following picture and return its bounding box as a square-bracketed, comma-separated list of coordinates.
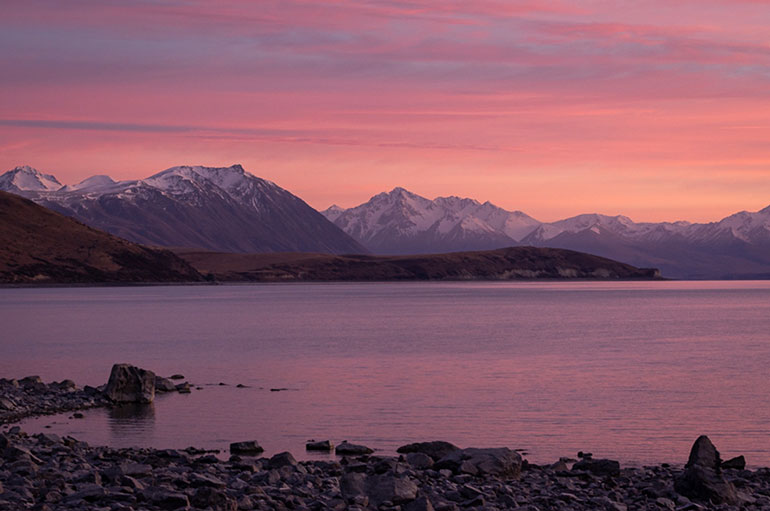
[674, 435, 738, 504]
[572, 457, 621, 477]
[229, 440, 263, 455]
[397, 440, 460, 460]
[366, 473, 419, 506]
[722, 455, 746, 470]
[336, 440, 374, 455]
[104, 364, 155, 404]
[434, 447, 522, 479]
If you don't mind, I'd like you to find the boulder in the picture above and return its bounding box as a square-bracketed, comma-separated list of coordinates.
[0, 397, 15, 411]
[340, 472, 367, 500]
[175, 382, 191, 393]
[104, 364, 155, 403]
[572, 458, 621, 477]
[721, 455, 746, 470]
[154, 376, 177, 392]
[397, 441, 460, 460]
[365, 473, 418, 506]
[268, 451, 298, 469]
[434, 447, 522, 479]
[406, 452, 434, 470]
[191, 486, 237, 511]
[230, 440, 263, 455]
[169, 374, 185, 380]
[674, 436, 737, 504]
[404, 495, 435, 511]
[143, 487, 190, 510]
[336, 441, 374, 456]
[306, 440, 334, 451]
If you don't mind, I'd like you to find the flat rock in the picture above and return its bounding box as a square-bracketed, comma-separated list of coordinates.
[154, 376, 177, 392]
[104, 363, 155, 403]
[230, 440, 263, 455]
[397, 441, 460, 461]
[572, 458, 621, 477]
[306, 439, 334, 451]
[336, 441, 374, 456]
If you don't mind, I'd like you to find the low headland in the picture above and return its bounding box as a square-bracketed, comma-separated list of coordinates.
[1, 365, 766, 511]
[174, 247, 662, 283]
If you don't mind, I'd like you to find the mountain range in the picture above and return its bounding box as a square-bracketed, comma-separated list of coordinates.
[2, 165, 768, 279]
[0, 165, 365, 254]
[323, 188, 770, 279]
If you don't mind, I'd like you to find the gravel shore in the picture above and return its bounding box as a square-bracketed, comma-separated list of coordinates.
[2, 375, 769, 510]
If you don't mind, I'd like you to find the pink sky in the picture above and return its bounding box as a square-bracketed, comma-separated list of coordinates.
[1, 0, 769, 222]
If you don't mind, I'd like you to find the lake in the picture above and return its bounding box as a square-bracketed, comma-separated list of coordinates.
[2, 281, 770, 467]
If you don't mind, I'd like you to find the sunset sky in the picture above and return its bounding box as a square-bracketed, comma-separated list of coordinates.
[2, 0, 769, 222]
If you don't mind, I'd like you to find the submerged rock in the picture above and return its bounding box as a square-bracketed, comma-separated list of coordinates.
[674, 435, 738, 504]
[103, 364, 155, 404]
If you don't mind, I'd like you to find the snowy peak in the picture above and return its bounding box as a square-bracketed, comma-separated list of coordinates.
[0, 163, 365, 255]
[60, 175, 117, 192]
[323, 187, 540, 254]
[145, 164, 255, 193]
[323, 205, 345, 222]
[0, 166, 62, 192]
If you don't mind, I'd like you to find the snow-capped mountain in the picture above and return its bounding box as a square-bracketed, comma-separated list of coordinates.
[0, 165, 366, 254]
[0, 165, 62, 192]
[322, 187, 539, 254]
[325, 188, 770, 279]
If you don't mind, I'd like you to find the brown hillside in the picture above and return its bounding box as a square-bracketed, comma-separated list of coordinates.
[175, 247, 662, 282]
[0, 191, 203, 284]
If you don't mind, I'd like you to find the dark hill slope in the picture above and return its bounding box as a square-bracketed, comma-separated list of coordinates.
[175, 246, 662, 282]
[0, 191, 203, 284]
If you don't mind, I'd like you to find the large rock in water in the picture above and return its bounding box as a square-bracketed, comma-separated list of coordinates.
[674, 435, 737, 504]
[104, 364, 155, 404]
[434, 447, 522, 479]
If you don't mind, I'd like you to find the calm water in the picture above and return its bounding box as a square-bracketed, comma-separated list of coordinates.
[2, 281, 770, 467]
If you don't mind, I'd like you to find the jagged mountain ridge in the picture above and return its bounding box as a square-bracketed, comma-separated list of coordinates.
[324, 188, 770, 279]
[324, 187, 540, 254]
[1, 165, 366, 254]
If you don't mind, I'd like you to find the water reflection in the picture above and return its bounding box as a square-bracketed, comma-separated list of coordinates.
[108, 402, 155, 445]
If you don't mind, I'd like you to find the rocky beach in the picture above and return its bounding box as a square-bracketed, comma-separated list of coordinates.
[2, 366, 770, 510]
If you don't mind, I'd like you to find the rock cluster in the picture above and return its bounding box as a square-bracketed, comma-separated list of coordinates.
[1, 430, 768, 511]
[0, 377, 109, 424]
[1, 365, 193, 424]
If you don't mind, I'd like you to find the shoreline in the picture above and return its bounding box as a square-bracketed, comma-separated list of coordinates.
[3, 375, 769, 510]
[2, 425, 766, 511]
